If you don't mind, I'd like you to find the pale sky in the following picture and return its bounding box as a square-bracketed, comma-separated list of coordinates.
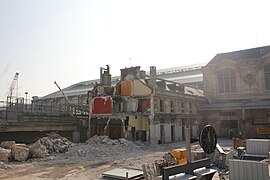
[1, 0, 270, 100]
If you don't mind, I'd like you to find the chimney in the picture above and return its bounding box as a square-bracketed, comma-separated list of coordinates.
[100, 67, 103, 85]
[148, 66, 157, 88]
[120, 66, 141, 81]
[100, 65, 112, 86]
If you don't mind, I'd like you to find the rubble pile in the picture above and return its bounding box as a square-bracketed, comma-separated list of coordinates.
[0, 133, 73, 162]
[86, 135, 130, 146]
[40, 132, 73, 154]
[58, 135, 143, 163]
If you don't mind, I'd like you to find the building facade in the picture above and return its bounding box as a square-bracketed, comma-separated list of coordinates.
[199, 45, 270, 138]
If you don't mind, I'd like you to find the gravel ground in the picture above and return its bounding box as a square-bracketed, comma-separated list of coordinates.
[0, 136, 234, 180]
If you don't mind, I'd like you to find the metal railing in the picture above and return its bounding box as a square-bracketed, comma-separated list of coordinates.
[0, 98, 89, 123]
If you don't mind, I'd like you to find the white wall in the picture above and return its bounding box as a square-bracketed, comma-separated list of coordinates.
[164, 124, 172, 143]
[150, 124, 160, 144]
[150, 123, 183, 144]
[175, 125, 183, 141]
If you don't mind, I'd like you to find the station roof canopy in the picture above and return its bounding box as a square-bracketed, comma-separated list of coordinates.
[198, 100, 270, 111]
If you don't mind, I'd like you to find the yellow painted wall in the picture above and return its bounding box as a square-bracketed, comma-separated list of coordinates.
[128, 116, 148, 131]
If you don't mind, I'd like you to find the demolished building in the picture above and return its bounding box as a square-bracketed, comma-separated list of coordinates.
[88, 66, 206, 144]
[36, 63, 205, 108]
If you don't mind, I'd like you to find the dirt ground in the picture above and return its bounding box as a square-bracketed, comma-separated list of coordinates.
[0, 138, 233, 180]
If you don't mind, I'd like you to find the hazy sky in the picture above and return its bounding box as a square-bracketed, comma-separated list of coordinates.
[1, 0, 270, 100]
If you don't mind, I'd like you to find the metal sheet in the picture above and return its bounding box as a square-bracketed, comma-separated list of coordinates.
[246, 139, 270, 155]
[102, 168, 143, 179]
[229, 159, 269, 180]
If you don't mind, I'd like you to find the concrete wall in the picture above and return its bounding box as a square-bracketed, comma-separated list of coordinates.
[150, 124, 160, 144]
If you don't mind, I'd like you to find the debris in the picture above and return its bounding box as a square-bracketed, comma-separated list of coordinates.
[29, 140, 48, 158]
[86, 135, 131, 147]
[11, 145, 29, 161]
[14, 143, 28, 148]
[40, 137, 54, 153]
[77, 149, 86, 156]
[0, 147, 11, 162]
[0, 141, 16, 149]
[0, 161, 12, 170]
[233, 138, 246, 149]
[41, 132, 72, 153]
[0, 162, 6, 169]
[142, 163, 158, 179]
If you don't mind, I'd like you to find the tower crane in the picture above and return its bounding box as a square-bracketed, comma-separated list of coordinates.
[7, 72, 19, 105]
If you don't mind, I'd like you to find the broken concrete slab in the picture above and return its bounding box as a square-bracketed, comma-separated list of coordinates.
[0, 147, 11, 162]
[29, 140, 48, 158]
[0, 141, 16, 149]
[11, 145, 29, 161]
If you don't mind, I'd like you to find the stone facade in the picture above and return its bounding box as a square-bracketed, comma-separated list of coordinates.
[200, 45, 270, 138]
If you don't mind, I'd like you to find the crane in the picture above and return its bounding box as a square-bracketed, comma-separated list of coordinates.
[54, 81, 70, 104]
[54, 81, 74, 117]
[7, 72, 19, 103]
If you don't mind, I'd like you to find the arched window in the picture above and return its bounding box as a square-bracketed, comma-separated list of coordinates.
[264, 64, 270, 89]
[217, 68, 236, 93]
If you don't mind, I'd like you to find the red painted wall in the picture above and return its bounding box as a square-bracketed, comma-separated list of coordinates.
[92, 96, 112, 114]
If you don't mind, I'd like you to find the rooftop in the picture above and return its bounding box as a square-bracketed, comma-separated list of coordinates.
[41, 63, 204, 99]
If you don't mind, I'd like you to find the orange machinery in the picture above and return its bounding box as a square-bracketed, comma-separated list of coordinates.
[163, 148, 187, 165]
[256, 127, 270, 138]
